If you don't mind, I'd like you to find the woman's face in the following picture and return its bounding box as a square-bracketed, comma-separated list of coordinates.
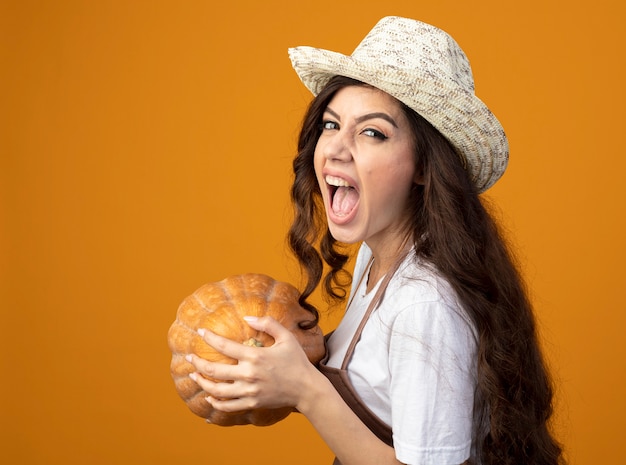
[314, 85, 419, 255]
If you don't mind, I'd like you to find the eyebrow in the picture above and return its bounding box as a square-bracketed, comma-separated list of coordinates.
[324, 107, 399, 128]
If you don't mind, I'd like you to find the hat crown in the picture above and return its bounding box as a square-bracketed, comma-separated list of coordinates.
[351, 17, 475, 93]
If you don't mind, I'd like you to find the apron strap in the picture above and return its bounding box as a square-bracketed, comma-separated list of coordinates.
[340, 251, 408, 369]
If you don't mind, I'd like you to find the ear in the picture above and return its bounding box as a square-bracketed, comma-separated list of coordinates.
[413, 169, 424, 185]
[411, 151, 425, 185]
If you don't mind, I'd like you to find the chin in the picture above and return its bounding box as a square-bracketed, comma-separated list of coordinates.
[327, 223, 364, 245]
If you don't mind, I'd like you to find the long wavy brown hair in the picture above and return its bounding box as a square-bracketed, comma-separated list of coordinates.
[288, 76, 564, 465]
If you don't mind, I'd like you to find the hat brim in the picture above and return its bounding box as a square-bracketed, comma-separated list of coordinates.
[289, 46, 508, 192]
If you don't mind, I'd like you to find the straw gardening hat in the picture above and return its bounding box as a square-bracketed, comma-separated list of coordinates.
[288, 16, 509, 192]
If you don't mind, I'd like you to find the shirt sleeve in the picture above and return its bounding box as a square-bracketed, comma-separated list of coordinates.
[388, 300, 477, 465]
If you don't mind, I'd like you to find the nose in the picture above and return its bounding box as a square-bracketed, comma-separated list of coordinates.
[320, 130, 352, 163]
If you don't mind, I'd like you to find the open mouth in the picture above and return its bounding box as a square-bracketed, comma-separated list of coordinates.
[326, 175, 359, 218]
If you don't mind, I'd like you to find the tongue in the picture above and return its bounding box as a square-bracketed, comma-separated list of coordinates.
[332, 186, 359, 217]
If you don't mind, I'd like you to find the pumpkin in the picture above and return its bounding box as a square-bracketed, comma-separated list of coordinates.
[168, 273, 325, 426]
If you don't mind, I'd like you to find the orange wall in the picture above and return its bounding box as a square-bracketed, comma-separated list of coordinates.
[1, 1, 624, 464]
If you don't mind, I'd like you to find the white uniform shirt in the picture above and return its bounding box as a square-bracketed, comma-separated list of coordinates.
[326, 243, 478, 465]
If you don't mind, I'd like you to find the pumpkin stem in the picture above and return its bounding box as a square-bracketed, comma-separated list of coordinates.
[243, 337, 264, 347]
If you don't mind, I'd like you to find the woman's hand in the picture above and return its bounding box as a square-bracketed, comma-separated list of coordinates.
[188, 316, 402, 465]
[186, 315, 318, 413]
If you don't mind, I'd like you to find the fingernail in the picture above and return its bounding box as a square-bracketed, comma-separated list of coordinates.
[243, 316, 258, 322]
[197, 328, 206, 337]
[185, 354, 193, 363]
[189, 372, 198, 382]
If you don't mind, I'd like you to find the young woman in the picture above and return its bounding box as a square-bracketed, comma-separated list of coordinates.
[187, 16, 564, 465]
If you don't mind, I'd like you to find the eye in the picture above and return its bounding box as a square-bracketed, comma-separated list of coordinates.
[320, 120, 339, 131]
[362, 128, 388, 140]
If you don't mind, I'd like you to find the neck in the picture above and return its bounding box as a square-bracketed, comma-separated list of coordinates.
[365, 233, 413, 292]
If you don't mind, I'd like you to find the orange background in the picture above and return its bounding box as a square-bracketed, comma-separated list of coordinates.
[1, 1, 624, 464]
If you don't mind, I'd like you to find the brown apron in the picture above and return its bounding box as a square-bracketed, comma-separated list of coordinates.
[318, 254, 406, 463]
